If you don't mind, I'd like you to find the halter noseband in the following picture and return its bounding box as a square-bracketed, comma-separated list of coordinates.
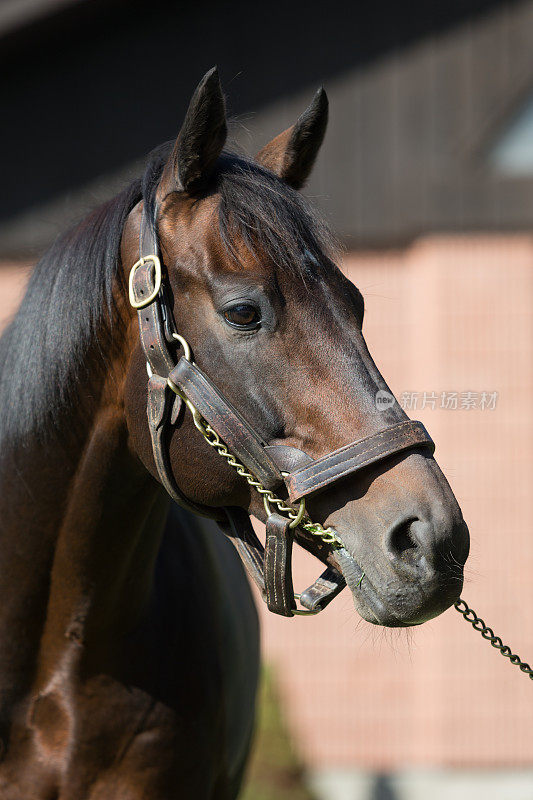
[129, 204, 435, 617]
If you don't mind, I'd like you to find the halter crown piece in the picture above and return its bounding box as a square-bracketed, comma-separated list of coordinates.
[129, 205, 435, 616]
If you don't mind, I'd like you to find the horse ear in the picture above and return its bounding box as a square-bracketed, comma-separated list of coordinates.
[255, 88, 328, 189]
[161, 67, 227, 195]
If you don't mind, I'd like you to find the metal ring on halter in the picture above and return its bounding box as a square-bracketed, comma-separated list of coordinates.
[166, 334, 203, 431]
[167, 376, 208, 434]
[172, 333, 191, 362]
[262, 493, 306, 529]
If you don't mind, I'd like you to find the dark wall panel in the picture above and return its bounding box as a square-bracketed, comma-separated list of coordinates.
[1, 0, 531, 251]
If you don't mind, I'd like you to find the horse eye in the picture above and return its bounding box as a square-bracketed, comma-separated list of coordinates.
[223, 303, 261, 329]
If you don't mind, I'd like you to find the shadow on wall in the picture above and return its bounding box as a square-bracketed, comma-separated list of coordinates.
[0, 0, 515, 226]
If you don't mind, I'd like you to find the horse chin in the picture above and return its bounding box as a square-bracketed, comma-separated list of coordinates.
[334, 546, 463, 628]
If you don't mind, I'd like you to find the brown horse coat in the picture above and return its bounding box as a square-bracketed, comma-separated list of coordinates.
[0, 68, 468, 798]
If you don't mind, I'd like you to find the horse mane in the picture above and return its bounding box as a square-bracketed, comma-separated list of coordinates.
[0, 143, 335, 446]
[216, 152, 336, 276]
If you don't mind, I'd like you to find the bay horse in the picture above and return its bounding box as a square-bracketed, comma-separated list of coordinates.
[0, 69, 469, 798]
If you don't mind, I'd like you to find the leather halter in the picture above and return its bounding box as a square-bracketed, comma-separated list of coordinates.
[129, 203, 435, 616]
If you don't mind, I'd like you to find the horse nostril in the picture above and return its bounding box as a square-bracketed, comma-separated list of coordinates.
[386, 517, 419, 558]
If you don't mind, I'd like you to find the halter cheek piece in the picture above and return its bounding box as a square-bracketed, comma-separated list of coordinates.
[129, 206, 435, 617]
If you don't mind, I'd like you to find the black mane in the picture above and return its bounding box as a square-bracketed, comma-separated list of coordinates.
[0, 144, 334, 445]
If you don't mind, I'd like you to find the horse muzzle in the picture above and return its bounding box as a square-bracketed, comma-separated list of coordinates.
[324, 455, 470, 626]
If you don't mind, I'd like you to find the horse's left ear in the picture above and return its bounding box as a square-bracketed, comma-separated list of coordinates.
[255, 88, 328, 189]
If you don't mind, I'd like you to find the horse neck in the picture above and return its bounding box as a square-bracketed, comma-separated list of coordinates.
[0, 292, 166, 731]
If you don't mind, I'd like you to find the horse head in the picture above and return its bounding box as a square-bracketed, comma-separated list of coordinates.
[123, 68, 469, 626]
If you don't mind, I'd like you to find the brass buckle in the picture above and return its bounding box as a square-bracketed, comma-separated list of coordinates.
[128, 255, 162, 309]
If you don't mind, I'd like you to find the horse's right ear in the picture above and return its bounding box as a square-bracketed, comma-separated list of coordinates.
[160, 67, 227, 196]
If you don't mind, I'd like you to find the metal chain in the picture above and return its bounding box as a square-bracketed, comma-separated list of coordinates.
[455, 599, 533, 681]
[180, 400, 345, 548]
[166, 340, 344, 548]
[200, 420, 344, 547]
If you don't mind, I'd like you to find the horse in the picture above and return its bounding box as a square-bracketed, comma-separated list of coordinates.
[0, 68, 469, 799]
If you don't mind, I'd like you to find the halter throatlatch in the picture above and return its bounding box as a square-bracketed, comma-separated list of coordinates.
[129, 203, 435, 617]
